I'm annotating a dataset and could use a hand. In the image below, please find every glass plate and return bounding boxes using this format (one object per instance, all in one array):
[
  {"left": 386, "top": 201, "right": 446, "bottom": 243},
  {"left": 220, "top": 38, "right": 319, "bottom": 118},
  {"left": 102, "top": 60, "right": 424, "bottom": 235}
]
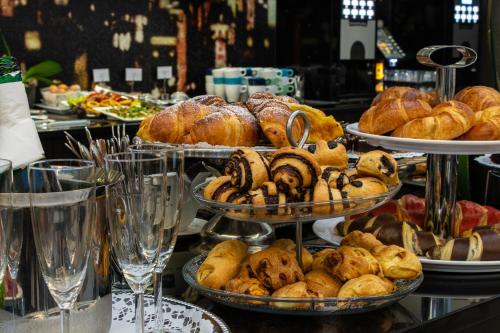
[
  {"left": 182, "top": 249, "right": 423, "bottom": 316},
  {"left": 192, "top": 181, "right": 402, "bottom": 224}
]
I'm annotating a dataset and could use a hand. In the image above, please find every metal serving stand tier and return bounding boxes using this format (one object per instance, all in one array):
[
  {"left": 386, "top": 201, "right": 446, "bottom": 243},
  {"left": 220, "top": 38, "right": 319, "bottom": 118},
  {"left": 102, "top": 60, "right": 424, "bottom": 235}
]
[{"left": 347, "top": 45, "right": 500, "bottom": 239}]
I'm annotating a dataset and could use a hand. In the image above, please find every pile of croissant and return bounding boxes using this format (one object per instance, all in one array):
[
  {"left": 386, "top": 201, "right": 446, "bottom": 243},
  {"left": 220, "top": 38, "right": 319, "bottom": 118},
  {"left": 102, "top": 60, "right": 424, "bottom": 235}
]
[
  {"left": 202, "top": 142, "right": 399, "bottom": 217},
  {"left": 196, "top": 238, "right": 422, "bottom": 309},
  {"left": 137, "top": 92, "right": 344, "bottom": 148},
  {"left": 359, "top": 85, "right": 500, "bottom": 140}
]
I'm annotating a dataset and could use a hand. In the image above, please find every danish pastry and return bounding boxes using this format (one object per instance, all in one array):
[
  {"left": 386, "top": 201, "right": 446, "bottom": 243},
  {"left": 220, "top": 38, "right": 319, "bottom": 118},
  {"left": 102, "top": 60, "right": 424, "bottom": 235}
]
[
  {"left": 270, "top": 281, "right": 322, "bottom": 309},
  {"left": 305, "top": 269, "right": 342, "bottom": 297},
  {"left": 312, "top": 179, "right": 345, "bottom": 215},
  {"left": 311, "top": 248, "right": 338, "bottom": 273},
  {"left": 371, "top": 245, "right": 422, "bottom": 279},
  {"left": 341, "top": 230, "right": 384, "bottom": 251},
  {"left": 321, "top": 167, "right": 350, "bottom": 189},
  {"left": 330, "top": 246, "right": 383, "bottom": 281},
  {"left": 270, "top": 147, "right": 321, "bottom": 193},
  {"left": 248, "top": 247, "right": 304, "bottom": 290},
  {"left": 226, "top": 148, "right": 271, "bottom": 191},
  {"left": 341, "top": 177, "right": 389, "bottom": 198},
  {"left": 356, "top": 150, "right": 399, "bottom": 186},
  {"left": 224, "top": 277, "right": 270, "bottom": 297},
  {"left": 337, "top": 274, "right": 394, "bottom": 299},
  {"left": 307, "top": 140, "right": 348, "bottom": 169},
  {"left": 270, "top": 239, "right": 313, "bottom": 272},
  {"left": 196, "top": 240, "right": 248, "bottom": 289}
]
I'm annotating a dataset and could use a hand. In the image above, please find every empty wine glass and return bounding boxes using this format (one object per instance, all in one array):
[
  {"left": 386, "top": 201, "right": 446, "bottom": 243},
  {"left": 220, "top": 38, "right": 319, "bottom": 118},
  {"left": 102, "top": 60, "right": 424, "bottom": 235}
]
[
  {"left": 105, "top": 152, "right": 168, "bottom": 333},
  {"left": 0, "top": 159, "right": 11, "bottom": 284},
  {"left": 128, "top": 144, "right": 185, "bottom": 332},
  {"left": 28, "top": 159, "right": 96, "bottom": 333}
]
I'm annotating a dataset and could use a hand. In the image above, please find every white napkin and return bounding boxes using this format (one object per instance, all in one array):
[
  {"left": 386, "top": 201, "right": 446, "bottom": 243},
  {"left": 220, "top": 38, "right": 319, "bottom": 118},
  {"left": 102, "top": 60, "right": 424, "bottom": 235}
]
[{"left": 0, "top": 79, "right": 44, "bottom": 168}]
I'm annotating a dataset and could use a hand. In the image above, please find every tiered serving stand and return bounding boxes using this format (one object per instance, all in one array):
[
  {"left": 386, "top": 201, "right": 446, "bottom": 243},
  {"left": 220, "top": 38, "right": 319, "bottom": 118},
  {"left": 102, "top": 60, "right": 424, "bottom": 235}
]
[{"left": 182, "top": 113, "right": 422, "bottom": 315}]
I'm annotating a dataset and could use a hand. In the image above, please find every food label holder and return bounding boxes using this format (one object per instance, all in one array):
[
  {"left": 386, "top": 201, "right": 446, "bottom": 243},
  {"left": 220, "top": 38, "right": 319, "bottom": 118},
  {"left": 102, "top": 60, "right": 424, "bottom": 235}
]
[{"left": 416, "top": 45, "right": 477, "bottom": 238}]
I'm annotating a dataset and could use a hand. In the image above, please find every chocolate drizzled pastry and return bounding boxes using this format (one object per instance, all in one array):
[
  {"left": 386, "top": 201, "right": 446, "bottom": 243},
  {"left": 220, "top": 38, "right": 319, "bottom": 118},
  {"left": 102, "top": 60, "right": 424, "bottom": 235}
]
[
  {"left": 341, "top": 177, "right": 389, "bottom": 198},
  {"left": 270, "top": 147, "right": 321, "bottom": 194},
  {"left": 307, "top": 140, "right": 348, "bottom": 169},
  {"left": 312, "top": 179, "right": 344, "bottom": 215},
  {"left": 248, "top": 182, "right": 289, "bottom": 216},
  {"left": 355, "top": 150, "right": 399, "bottom": 186},
  {"left": 321, "top": 166, "right": 350, "bottom": 189},
  {"left": 226, "top": 148, "right": 270, "bottom": 191}
]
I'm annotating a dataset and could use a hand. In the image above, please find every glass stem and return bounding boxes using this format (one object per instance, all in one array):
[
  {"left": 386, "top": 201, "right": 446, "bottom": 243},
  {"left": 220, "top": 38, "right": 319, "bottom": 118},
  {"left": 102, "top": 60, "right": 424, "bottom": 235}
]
[
  {"left": 154, "top": 272, "right": 163, "bottom": 332},
  {"left": 60, "top": 309, "right": 70, "bottom": 333},
  {"left": 135, "top": 292, "right": 145, "bottom": 333},
  {"left": 11, "top": 278, "right": 16, "bottom": 321}
]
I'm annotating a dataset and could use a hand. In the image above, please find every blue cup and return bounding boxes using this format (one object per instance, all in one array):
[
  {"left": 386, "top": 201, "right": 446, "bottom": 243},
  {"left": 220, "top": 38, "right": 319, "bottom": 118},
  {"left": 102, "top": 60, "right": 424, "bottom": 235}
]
[{"left": 279, "top": 68, "right": 294, "bottom": 77}]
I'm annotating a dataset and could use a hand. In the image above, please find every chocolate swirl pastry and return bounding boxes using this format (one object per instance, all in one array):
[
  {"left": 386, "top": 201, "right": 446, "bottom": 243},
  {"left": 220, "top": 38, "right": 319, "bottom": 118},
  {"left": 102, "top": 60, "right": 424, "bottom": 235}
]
[
  {"left": 372, "top": 221, "right": 423, "bottom": 254},
  {"left": 307, "top": 140, "right": 348, "bottom": 169},
  {"left": 248, "top": 247, "right": 304, "bottom": 290},
  {"left": 248, "top": 182, "right": 289, "bottom": 216},
  {"left": 270, "top": 147, "right": 322, "bottom": 194},
  {"left": 225, "top": 148, "right": 271, "bottom": 191},
  {"left": 341, "top": 177, "right": 389, "bottom": 198},
  {"left": 203, "top": 176, "right": 241, "bottom": 202},
  {"left": 356, "top": 150, "right": 399, "bottom": 186},
  {"left": 336, "top": 213, "right": 399, "bottom": 236},
  {"left": 312, "top": 179, "right": 344, "bottom": 215},
  {"left": 321, "top": 166, "right": 350, "bottom": 189}
]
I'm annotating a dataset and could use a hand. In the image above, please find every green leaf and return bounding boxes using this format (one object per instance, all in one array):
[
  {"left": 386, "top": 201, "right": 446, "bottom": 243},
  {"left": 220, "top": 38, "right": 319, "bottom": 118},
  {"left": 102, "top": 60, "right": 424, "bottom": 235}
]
[{"left": 23, "top": 60, "right": 62, "bottom": 81}]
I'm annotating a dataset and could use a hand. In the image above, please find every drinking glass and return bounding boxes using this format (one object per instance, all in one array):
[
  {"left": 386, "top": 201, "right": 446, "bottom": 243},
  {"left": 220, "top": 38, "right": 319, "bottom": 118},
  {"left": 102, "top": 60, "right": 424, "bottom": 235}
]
[
  {"left": 105, "top": 152, "right": 168, "bottom": 333},
  {"left": 128, "top": 144, "right": 185, "bottom": 332},
  {"left": 28, "top": 159, "right": 96, "bottom": 333},
  {"left": 0, "top": 159, "right": 11, "bottom": 284}
]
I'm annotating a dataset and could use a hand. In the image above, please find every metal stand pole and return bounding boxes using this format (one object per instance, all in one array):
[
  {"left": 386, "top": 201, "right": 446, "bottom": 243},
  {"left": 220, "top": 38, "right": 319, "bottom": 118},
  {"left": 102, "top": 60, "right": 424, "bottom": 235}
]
[{"left": 295, "top": 221, "right": 303, "bottom": 270}]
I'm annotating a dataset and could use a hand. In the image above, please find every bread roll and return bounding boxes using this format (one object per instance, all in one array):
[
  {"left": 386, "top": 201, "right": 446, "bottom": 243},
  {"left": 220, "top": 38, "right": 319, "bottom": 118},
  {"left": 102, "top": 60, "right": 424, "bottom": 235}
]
[
  {"left": 454, "top": 85, "right": 500, "bottom": 112},
  {"left": 196, "top": 240, "right": 248, "bottom": 289},
  {"left": 359, "top": 98, "right": 433, "bottom": 135},
  {"left": 392, "top": 101, "right": 475, "bottom": 140},
  {"left": 371, "top": 245, "right": 422, "bottom": 280}
]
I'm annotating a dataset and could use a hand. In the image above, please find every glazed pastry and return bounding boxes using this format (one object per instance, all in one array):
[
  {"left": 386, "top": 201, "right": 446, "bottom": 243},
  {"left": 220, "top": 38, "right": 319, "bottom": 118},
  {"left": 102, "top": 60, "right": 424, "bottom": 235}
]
[
  {"left": 341, "top": 230, "right": 384, "bottom": 251},
  {"left": 462, "top": 116, "right": 500, "bottom": 140},
  {"left": 307, "top": 140, "right": 348, "bottom": 169},
  {"left": 248, "top": 247, "right": 304, "bottom": 290},
  {"left": 248, "top": 182, "right": 289, "bottom": 216},
  {"left": 270, "top": 282, "right": 322, "bottom": 309},
  {"left": 341, "top": 177, "right": 389, "bottom": 198},
  {"left": 225, "top": 148, "right": 271, "bottom": 191},
  {"left": 196, "top": 240, "right": 248, "bottom": 289},
  {"left": 203, "top": 176, "right": 242, "bottom": 202},
  {"left": 454, "top": 85, "right": 500, "bottom": 112},
  {"left": 359, "top": 98, "right": 433, "bottom": 135},
  {"left": 224, "top": 277, "right": 270, "bottom": 296},
  {"left": 356, "top": 150, "right": 399, "bottom": 186},
  {"left": 270, "top": 239, "right": 313, "bottom": 272},
  {"left": 336, "top": 213, "right": 399, "bottom": 236},
  {"left": 270, "top": 147, "right": 322, "bottom": 193},
  {"left": 305, "top": 269, "right": 342, "bottom": 297},
  {"left": 392, "top": 101, "right": 475, "bottom": 140},
  {"left": 329, "top": 246, "right": 383, "bottom": 281},
  {"left": 371, "top": 86, "right": 437, "bottom": 107},
  {"left": 371, "top": 245, "right": 422, "bottom": 279},
  {"left": 311, "top": 248, "right": 338, "bottom": 273},
  {"left": 312, "top": 179, "right": 345, "bottom": 215},
  {"left": 337, "top": 274, "right": 394, "bottom": 299},
  {"left": 321, "top": 167, "right": 350, "bottom": 189}
]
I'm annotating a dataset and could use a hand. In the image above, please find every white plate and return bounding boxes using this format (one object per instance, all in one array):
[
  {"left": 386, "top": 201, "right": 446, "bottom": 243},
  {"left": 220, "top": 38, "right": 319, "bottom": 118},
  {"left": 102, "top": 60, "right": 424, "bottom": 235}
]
[
  {"left": 346, "top": 123, "right": 500, "bottom": 155},
  {"left": 475, "top": 154, "right": 500, "bottom": 170},
  {"left": 94, "top": 107, "right": 145, "bottom": 122},
  {"left": 179, "top": 217, "right": 208, "bottom": 236},
  {"left": 312, "top": 218, "right": 500, "bottom": 274}
]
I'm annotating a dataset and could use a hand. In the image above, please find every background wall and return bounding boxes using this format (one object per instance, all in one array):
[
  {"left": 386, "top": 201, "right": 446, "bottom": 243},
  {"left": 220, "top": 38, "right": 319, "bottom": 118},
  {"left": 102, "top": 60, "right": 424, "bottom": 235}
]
[{"left": 0, "top": 0, "right": 276, "bottom": 94}]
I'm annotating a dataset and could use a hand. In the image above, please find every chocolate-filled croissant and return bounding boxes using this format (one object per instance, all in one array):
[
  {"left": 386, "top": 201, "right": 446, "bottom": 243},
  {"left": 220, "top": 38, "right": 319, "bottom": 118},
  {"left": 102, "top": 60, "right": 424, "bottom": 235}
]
[
  {"left": 270, "top": 147, "right": 321, "bottom": 194},
  {"left": 321, "top": 167, "right": 350, "bottom": 189},
  {"left": 225, "top": 148, "right": 271, "bottom": 191},
  {"left": 307, "top": 140, "right": 348, "bottom": 169}
]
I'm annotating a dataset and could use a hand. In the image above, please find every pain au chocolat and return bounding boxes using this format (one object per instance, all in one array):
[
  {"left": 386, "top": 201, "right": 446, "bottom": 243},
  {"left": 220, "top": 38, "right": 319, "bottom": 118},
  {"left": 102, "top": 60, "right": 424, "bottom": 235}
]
[{"left": 356, "top": 150, "right": 399, "bottom": 186}]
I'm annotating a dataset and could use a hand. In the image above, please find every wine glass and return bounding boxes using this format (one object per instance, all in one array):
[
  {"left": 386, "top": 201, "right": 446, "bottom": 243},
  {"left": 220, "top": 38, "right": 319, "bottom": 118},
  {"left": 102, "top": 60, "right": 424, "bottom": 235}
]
[
  {"left": 128, "top": 144, "right": 185, "bottom": 331},
  {"left": 105, "top": 152, "right": 168, "bottom": 333},
  {"left": 28, "top": 159, "right": 96, "bottom": 333},
  {"left": 0, "top": 159, "right": 11, "bottom": 284}
]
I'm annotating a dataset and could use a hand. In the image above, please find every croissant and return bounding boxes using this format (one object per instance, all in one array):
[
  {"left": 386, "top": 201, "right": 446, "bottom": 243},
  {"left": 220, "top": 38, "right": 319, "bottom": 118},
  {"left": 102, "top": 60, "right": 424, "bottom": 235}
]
[
  {"left": 285, "top": 103, "right": 344, "bottom": 142},
  {"left": 246, "top": 92, "right": 298, "bottom": 114},
  {"left": 359, "top": 98, "right": 433, "bottom": 135},
  {"left": 392, "top": 101, "right": 475, "bottom": 140},
  {"left": 454, "top": 85, "right": 500, "bottom": 112},
  {"left": 183, "top": 105, "right": 259, "bottom": 146},
  {"left": 462, "top": 116, "right": 500, "bottom": 140},
  {"left": 190, "top": 94, "right": 226, "bottom": 106},
  {"left": 372, "top": 86, "right": 437, "bottom": 107}
]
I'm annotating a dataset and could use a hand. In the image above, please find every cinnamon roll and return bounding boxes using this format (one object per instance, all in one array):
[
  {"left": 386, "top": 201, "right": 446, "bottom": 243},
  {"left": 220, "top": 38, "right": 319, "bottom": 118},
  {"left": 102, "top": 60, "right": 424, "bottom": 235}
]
[
  {"left": 225, "top": 148, "right": 271, "bottom": 191},
  {"left": 321, "top": 167, "right": 350, "bottom": 189},
  {"left": 307, "top": 140, "right": 348, "bottom": 169},
  {"left": 270, "top": 147, "right": 321, "bottom": 194},
  {"left": 312, "top": 179, "right": 345, "bottom": 215}
]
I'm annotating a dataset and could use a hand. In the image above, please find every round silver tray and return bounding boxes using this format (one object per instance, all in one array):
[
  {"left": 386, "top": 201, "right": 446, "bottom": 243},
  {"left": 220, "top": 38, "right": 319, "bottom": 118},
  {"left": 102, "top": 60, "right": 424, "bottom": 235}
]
[
  {"left": 193, "top": 181, "right": 402, "bottom": 224},
  {"left": 346, "top": 123, "right": 500, "bottom": 155},
  {"left": 475, "top": 154, "right": 500, "bottom": 170},
  {"left": 182, "top": 248, "right": 423, "bottom": 316}
]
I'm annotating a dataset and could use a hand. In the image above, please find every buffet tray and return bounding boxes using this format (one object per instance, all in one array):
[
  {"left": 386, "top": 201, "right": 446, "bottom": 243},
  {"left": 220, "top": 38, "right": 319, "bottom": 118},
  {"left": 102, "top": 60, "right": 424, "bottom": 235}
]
[
  {"left": 182, "top": 247, "right": 423, "bottom": 316},
  {"left": 312, "top": 218, "right": 500, "bottom": 274},
  {"left": 346, "top": 123, "right": 500, "bottom": 155},
  {"left": 193, "top": 181, "right": 402, "bottom": 224}
]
